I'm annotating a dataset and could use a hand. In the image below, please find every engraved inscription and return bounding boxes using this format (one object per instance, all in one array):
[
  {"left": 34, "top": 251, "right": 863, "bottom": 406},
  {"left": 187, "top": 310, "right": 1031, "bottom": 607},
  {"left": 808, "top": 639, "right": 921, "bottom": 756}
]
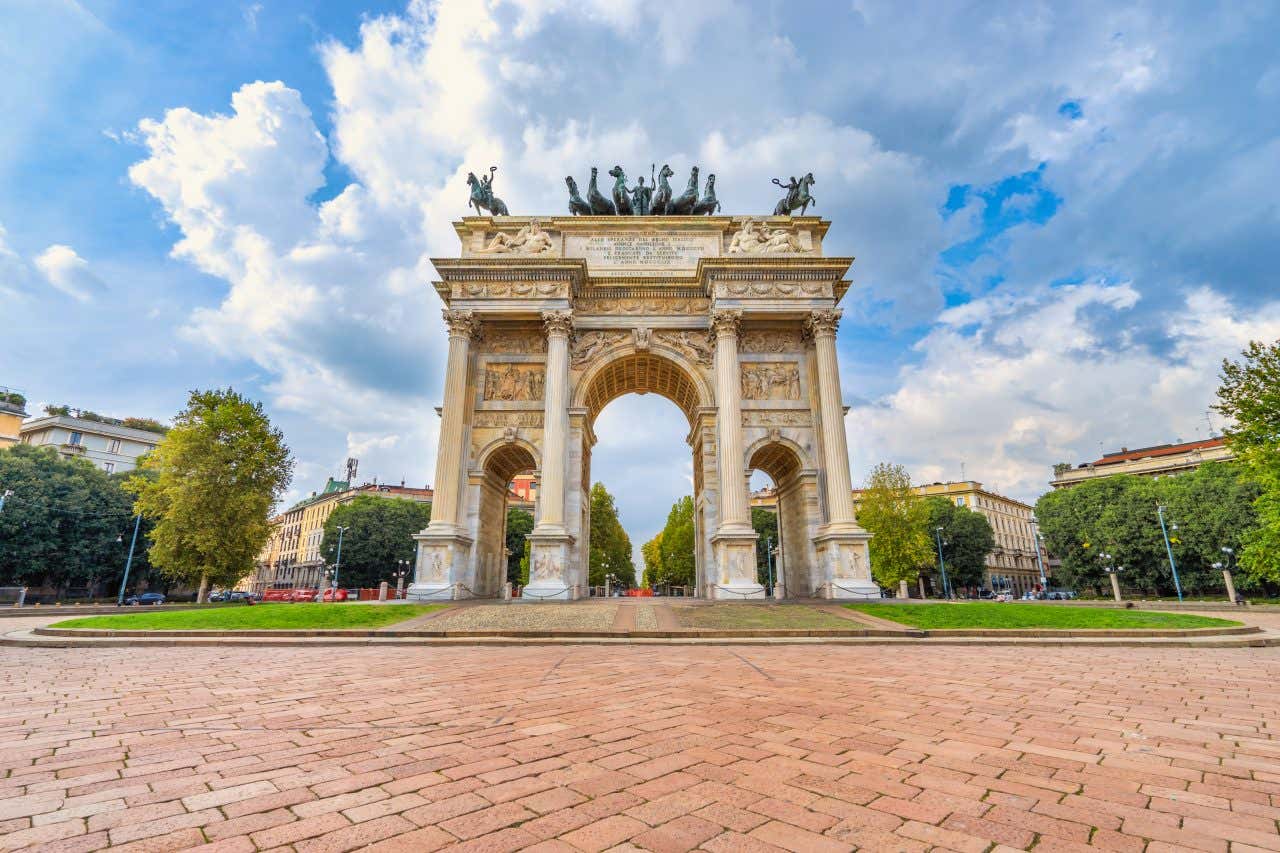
[{"left": 565, "top": 232, "right": 718, "bottom": 274}]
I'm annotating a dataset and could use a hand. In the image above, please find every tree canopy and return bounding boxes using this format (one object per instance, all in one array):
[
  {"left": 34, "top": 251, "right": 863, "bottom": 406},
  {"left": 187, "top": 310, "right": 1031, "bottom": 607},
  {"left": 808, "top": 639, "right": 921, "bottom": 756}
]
[
  {"left": 505, "top": 507, "right": 534, "bottom": 585},
  {"left": 320, "top": 495, "right": 431, "bottom": 588},
  {"left": 859, "top": 463, "right": 932, "bottom": 590},
  {"left": 127, "top": 388, "right": 292, "bottom": 599},
  {"left": 640, "top": 531, "right": 663, "bottom": 588},
  {"left": 751, "top": 507, "right": 779, "bottom": 588},
  {"left": 1216, "top": 338, "right": 1280, "bottom": 584},
  {"left": 651, "top": 496, "right": 696, "bottom": 588},
  {"left": 0, "top": 445, "right": 156, "bottom": 597},
  {"left": 919, "top": 496, "right": 995, "bottom": 592},
  {"left": 1034, "top": 462, "right": 1260, "bottom": 596},
  {"left": 588, "top": 482, "right": 634, "bottom": 586}
]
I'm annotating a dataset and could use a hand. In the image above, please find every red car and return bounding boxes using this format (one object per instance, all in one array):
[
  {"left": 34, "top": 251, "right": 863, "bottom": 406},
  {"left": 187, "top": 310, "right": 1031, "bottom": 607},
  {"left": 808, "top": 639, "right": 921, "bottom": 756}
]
[{"left": 314, "top": 588, "right": 349, "bottom": 602}]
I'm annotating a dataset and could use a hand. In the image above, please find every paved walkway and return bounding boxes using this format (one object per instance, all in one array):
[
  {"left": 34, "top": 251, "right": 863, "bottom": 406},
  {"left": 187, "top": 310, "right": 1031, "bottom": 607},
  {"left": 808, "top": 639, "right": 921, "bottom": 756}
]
[{"left": 2, "top": 643, "right": 1278, "bottom": 851}]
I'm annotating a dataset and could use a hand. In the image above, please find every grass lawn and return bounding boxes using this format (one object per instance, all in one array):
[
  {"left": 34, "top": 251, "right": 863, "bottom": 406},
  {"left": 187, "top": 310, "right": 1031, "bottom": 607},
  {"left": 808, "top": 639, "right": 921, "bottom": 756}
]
[
  {"left": 675, "top": 604, "right": 854, "bottom": 630},
  {"left": 845, "top": 602, "right": 1240, "bottom": 630},
  {"left": 51, "top": 603, "right": 446, "bottom": 631}
]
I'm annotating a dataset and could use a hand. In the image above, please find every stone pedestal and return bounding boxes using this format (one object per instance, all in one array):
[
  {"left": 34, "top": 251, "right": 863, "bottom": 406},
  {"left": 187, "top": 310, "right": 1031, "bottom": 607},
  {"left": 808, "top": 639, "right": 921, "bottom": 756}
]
[
  {"left": 523, "top": 532, "right": 577, "bottom": 601},
  {"left": 710, "top": 531, "right": 766, "bottom": 599},
  {"left": 407, "top": 531, "right": 473, "bottom": 600},
  {"left": 816, "top": 530, "right": 879, "bottom": 600}
]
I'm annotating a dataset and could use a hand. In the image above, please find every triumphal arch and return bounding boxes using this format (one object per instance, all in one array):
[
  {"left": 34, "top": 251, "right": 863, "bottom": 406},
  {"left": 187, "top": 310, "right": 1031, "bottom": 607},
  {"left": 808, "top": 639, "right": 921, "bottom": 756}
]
[{"left": 409, "top": 206, "right": 877, "bottom": 600}]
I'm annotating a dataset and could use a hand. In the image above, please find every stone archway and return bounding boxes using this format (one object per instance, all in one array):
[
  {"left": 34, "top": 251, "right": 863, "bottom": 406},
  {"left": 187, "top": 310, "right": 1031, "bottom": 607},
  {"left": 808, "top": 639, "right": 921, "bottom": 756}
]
[
  {"left": 470, "top": 439, "right": 538, "bottom": 597},
  {"left": 410, "top": 214, "right": 877, "bottom": 600}
]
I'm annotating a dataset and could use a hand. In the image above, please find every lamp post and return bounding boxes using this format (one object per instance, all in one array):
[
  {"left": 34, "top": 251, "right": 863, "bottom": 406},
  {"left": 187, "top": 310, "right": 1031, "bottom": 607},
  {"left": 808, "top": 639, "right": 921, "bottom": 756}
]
[
  {"left": 933, "top": 526, "right": 951, "bottom": 600},
  {"left": 396, "top": 558, "right": 410, "bottom": 599},
  {"left": 331, "top": 526, "right": 348, "bottom": 602},
  {"left": 1155, "top": 505, "right": 1184, "bottom": 603},
  {"left": 116, "top": 513, "right": 142, "bottom": 607},
  {"left": 764, "top": 535, "right": 775, "bottom": 596},
  {"left": 1028, "top": 516, "right": 1049, "bottom": 595},
  {"left": 1219, "top": 546, "right": 1238, "bottom": 604},
  {"left": 1099, "top": 552, "right": 1124, "bottom": 602}
]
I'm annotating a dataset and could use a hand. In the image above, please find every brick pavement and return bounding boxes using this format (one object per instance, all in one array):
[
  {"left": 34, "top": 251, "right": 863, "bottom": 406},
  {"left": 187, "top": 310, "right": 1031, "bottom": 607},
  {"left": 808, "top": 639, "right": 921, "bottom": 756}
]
[{"left": 1, "top": 643, "right": 1278, "bottom": 851}]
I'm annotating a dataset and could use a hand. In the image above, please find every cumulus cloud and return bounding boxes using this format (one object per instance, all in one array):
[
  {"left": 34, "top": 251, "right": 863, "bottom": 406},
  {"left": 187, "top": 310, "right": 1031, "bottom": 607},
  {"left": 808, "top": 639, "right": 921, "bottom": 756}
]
[
  {"left": 847, "top": 283, "right": 1280, "bottom": 500},
  {"left": 33, "top": 245, "right": 105, "bottom": 302}
]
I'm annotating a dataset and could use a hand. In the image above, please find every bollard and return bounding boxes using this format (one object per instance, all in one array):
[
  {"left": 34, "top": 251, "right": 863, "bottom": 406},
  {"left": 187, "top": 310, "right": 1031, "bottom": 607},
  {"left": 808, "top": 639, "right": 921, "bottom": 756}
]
[
  {"left": 1109, "top": 572, "right": 1123, "bottom": 603},
  {"left": 898, "top": 580, "right": 910, "bottom": 600},
  {"left": 378, "top": 581, "right": 389, "bottom": 602},
  {"left": 1223, "top": 569, "right": 1238, "bottom": 605}
]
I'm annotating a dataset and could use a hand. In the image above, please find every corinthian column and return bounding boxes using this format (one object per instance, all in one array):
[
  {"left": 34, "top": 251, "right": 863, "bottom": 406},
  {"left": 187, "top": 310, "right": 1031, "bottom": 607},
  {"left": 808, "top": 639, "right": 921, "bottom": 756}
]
[
  {"left": 426, "top": 308, "right": 479, "bottom": 533},
  {"left": 711, "top": 310, "right": 751, "bottom": 532},
  {"left": 535, "top": 310, "right": 573, "bottom": 533},
  {"left": 807, "top": 309, "right": 856, "bottom": 525}
]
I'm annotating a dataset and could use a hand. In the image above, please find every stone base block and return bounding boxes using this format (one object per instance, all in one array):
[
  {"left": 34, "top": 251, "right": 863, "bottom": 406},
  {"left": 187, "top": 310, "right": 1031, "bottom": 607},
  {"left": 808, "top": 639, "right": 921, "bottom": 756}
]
[
  {"left": 822, "top": 578, "right": 883, "bottom": 600},
  {"left": 815, "top": 526, "right": 878, "bottom": 600},
  {"left": 523, "top": 530, "right": 577, "bottom": 601},
  {"left": 410, "top": 528, "right": 473, "bottom": 599},
  {"left": 709, "top": 529, "right": 761, "bottom": 599},
  {"left": 405, "top": 583, "right": 457, "bottom": 601},
  {"left": 710, "top": 583, "right": 767, "bottom": 600}
]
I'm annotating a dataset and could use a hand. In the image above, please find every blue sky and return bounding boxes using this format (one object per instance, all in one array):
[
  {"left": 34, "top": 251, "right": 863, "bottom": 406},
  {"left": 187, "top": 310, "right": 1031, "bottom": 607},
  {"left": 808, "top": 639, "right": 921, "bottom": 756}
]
[{"left": 3, "top": 0, "right": 1280, "bottom": 554}]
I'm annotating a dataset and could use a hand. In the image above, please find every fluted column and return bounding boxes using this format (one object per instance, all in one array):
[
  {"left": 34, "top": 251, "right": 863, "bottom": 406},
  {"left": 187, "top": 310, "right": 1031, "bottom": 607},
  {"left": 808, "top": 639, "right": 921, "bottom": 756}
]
[
  {"left": 711, "top": 310, "right": 751, "bottom": 532},
  {"left": 535, "top": 310, "right": 573, "bottom": 532},
  {"left": 426, "top": 309, "right": 478, "bottom": 532},
  {"left": 807, "top": 309, "right": 856, "bottom": 526}
]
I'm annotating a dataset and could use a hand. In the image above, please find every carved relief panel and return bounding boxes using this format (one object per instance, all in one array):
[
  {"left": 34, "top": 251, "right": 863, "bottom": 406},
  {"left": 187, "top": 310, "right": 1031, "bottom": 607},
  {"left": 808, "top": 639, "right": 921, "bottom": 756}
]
[
  {"left": 481, "top": 328, "right": 546, "bottom": 354},
  {"left": 741, "top": 362, "right": 801, "bottom": 400},
  {"left": 741, "top": 329, "right": 803, "bottom": 354},
  {"left": 483, "top": 364, "right": 545, "bottom": 400}
]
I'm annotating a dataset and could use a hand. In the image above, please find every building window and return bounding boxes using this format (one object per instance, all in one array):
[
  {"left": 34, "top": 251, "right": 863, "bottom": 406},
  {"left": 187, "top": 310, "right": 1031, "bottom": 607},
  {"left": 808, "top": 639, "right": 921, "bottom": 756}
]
[
  {"left": 955, "top": 497, "right": 966, "bottom": 506},
  {"left": 108, "top": 439, "right": 121, "bottom": 453},
  {"left": 68, "top": 431, "right": 83, "bottom": 446},
  {"left": 103, "top": 462, "right": 115, "bottom": 474}
]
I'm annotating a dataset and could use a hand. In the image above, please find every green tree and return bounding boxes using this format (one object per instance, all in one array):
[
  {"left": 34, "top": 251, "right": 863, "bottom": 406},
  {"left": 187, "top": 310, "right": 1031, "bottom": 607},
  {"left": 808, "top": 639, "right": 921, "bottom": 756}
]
[
  {"left": 320, "top": 495, "right": 431, "bottom": 588},
  {"left": 920, "top": 496, "right": 995, "bottom": 592},
  {"left": 641, "top": 531, "right": 663, "bottom": 589},
  {"left": 505, "top": 507, "right": 534, "bottom": 584},
  {"left": 0, "top": 445, "right": 153, "bottom": 597},
  {"left": 751, "top": 507, "right": 779, "bottom": 587},
  {"left": 657, "top": 496, "right": 696, "bottom": 588},
  {"left": 588, "top": 483, "right": 634, "bottom": 586},
  {"left": 1034, "top": 464, "right": 1259, "bottom": 597},
  {"left": 1216, "top": 338, "right": 1280, "bottom": 584},
  {"left": 127, "top": 388, "right": 293, "bottom": 601},
  {"left": 858, "top": 463, "right": 931, "bottom": 591}
]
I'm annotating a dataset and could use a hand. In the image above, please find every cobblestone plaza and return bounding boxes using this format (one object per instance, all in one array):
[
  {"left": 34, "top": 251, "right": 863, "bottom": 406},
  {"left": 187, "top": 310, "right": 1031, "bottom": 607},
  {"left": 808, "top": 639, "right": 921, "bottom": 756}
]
[{"left": 3, "top": 632, "right": 1279, "bottom": 851}]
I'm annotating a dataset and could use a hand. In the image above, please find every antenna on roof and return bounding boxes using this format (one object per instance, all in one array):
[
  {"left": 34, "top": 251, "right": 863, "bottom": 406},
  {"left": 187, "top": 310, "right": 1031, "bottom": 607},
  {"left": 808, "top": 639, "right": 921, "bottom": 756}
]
[
  {"left": 960, "top": 461, "right": 966, "bottom": 481},
  {"left": 1204, "top": 410, "right": 1217, "bottom": 438},
  {"left": 345, "top": 457, "right": 358, "bottom": 484}
]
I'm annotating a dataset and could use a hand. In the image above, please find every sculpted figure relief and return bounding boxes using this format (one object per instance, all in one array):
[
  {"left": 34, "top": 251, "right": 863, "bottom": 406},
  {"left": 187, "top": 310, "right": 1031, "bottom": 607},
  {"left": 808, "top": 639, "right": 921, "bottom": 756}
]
[
  {"left": 483, "top": 364, "right": 545, "bottom": 401},
  {"left": 742, "top": 329, "right": 802, "bottom": 353},
  {"left": 473, "top": 220, "right": 555, "bottom": 255},
  {"left": 741, "top": 363, "right": 801, "bottom": 400},
  {"left": 482, "top": 329, "right": 546, "bottom": 354},
  {"left": 727, "top": 219, "right": 808, "bottom": 254},
  {"left": 654, "top": 330, "right": 713, "bottom": 367},
  {"left": 570, "top": 330, "right": 627, "bottom": 368},
  {"left": 533, "top": 553, "right": 559, "bottom": 583}
]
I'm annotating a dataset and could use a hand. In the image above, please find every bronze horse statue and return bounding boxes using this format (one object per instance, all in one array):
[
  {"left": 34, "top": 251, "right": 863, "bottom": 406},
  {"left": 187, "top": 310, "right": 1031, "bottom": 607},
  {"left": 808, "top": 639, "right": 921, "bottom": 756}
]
[
  {"left": 467, "top": 166, "right": 509, "bottom": 216},
  {"left": 651, "top": 164, "right": 675, "bottom": 215},
  {"left": 772, "top": 172, "right": 815, "bottom": 216}
]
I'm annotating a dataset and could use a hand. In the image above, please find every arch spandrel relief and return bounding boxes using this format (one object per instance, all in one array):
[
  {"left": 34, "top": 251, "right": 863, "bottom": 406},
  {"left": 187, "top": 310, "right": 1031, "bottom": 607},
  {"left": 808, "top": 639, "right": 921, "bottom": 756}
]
[{"left": 411, "top": 207, "right": 875, "bottom": 601}]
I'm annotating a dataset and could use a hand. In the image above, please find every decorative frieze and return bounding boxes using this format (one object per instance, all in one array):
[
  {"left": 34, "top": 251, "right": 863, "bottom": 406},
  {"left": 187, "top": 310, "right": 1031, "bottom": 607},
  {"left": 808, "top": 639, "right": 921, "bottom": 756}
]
[
  {"left": 473, "top": 411, "right": 543, "bottom": 428},
  {"left": 741, "top": 362, "right": 801, "bottom": 400},
  {"left": 741, "top": 329, "right": 802, "bottom": 353},
  {"left": 481, "top": 329, "right": 546, "bottom": 354},
  {"left": 742, "top": 410, "right": 811, "bottom": 427},
  {"left": 454, "top": 280, "right": 567, "bottom": 299},
  {"left": 483, "top": 364, "right": 545, "bottom": 400},
  {"left": 715, "top": 280, "right": 830, "bottom": 299},
  {"left": 573, "top": 296, "right": 710, "bottom": 315}
]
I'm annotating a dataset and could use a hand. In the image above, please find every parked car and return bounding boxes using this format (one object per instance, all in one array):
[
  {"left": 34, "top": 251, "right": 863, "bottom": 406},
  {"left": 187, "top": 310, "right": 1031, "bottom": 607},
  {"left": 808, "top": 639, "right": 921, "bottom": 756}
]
[
  {"left": 228, "top": 591, "right": 251, "bottom": 601},
  {"left": 1046, "top": 589, "right": 1077, "bottom": 600},
  {"left": 125, "top": 592, "right": 166, "bottom": 606},
  {"left": 313, "top": 588, "right": 350, "bottom": 602},
  {"left": 208, "top": 590, "right": 230, "bottom": 602}
]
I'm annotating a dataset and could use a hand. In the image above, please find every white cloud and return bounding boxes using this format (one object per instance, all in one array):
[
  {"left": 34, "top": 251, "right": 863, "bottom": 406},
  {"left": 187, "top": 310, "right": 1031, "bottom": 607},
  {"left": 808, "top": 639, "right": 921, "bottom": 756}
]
[
  {"left": 33, "top": 244, "right": 104, "bottom": 302},
  {"left": 847, "top": 283, "right": 1280, "bottom": 501}
]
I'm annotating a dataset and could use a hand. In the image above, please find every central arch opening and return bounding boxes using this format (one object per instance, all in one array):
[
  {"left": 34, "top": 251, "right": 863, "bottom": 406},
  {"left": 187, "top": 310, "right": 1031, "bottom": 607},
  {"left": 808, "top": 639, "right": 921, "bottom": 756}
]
[
  {"left": 748, "top": 439, "right": 812, "bottom": 596},
  {"left": 575, "top": 349, "right": 710, "bottom": 596}
]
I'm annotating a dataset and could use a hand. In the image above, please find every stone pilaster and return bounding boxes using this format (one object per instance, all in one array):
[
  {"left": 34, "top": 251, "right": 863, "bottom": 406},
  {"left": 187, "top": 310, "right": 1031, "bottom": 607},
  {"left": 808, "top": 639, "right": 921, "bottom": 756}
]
[
  {"left": 709, "top": 309, "right": 763, "bottom": 599},
  {"left": 410, "top": 309, "right": 478, "bottom": 600},
  {"left": 526, "top": 309, "right": 577, "bottom": 600},
  {"left": 806, "top": 309, "right": 877, "bottom": 600}
]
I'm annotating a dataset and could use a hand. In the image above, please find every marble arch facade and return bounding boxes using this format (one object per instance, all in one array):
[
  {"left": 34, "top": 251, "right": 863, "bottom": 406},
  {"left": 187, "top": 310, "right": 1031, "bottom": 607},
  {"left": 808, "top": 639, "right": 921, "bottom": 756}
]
[{"left": 409, "top": 215, "right": 877, "bottom": 600}]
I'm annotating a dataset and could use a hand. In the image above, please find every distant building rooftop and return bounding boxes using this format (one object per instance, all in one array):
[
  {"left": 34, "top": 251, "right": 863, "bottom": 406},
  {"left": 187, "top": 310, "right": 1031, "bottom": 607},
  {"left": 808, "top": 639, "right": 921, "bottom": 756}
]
[{"left": 1051, "top": 436, "right": 1233, "bottom": 488}]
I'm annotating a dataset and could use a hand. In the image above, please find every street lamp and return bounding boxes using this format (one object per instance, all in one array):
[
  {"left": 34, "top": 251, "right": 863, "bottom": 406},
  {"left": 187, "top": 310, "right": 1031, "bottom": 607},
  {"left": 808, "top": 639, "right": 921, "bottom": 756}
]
[
  {"left": 1098, "top": 551, "right": 1125, "bottom": 602},
  {"left": 933, "top": 526, "right": 951, "bottom": 600},
  {"left": 1028, "top": 516, "right": 1049, "bottom": 595},
  {"left": 1219, "top": 546, "right": 1238, "bottom": 604},
  {"left": 116, "top": 513, "right": 142, "bottom": 607},
  {"left": 331, "top": 526, "right": 348, "bottom": 602},
  {"left": 396, "top": 558, "right": 411, "bottom": 599},
  {"left": 1155, "top": 505, "right": 1184, "bottom": 602}
]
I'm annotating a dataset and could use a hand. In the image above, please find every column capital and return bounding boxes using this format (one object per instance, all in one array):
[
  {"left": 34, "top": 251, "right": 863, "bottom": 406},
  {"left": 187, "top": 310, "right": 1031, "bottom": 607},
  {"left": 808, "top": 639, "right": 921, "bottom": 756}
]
[
  {"left": 709, "top": 309, "right": 743, "bottom": 340},
  {"left": 805, "top": 309, "right": 842, "bottom": 340},
  {"left": 541, "top": 309, "right": 574, "bottom": 338},
  {"left": 442, "top": 309, "right": 480, "bottom": 340}
]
